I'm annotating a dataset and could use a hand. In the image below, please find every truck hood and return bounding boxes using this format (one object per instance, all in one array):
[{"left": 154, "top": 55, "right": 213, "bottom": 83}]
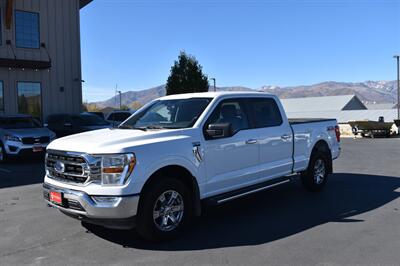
[
  {"left": 2, "top": 127, "right": 55, "bottom": 138},
  {"left": 47, "top": 128, "right": 191, "bottom": 154}
]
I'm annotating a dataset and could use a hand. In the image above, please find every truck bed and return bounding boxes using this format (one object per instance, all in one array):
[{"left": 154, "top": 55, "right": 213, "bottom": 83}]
[{"left": 288, "top": 118, "right": 337, "bottom": 125}]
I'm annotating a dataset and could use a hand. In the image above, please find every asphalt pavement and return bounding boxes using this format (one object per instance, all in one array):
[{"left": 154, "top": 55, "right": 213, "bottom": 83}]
[{"left": 0, "top": 138, "right": 399, "bottom": 265}]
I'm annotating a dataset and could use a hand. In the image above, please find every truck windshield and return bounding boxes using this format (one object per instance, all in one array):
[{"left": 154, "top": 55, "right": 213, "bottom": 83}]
[
  {"left": 120, "top": 98, "right": 211, "bottom": 130},
  {"left": 0, "top": 117, "right": 40, "bottom": 129}
]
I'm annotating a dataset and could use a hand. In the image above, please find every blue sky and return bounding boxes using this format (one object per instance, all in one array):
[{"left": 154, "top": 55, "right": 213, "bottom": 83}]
[{"left": 81, "top": 0, "right": 400, "bottom": 102}]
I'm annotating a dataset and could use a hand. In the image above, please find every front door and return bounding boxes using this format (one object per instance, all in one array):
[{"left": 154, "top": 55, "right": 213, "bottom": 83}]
[{"left": 202, "top": 99, "right": 260, "bottom": 197}]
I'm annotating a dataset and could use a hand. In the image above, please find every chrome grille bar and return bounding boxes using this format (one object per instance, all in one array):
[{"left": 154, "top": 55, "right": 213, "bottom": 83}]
[{"left": 45, "top": 150, "right": 101, "bottom": 185}]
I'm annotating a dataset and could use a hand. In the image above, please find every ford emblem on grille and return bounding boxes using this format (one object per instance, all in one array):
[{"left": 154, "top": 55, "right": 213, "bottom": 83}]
[{"left": 54, "top": 161, "right": 65, "bottom": 173}]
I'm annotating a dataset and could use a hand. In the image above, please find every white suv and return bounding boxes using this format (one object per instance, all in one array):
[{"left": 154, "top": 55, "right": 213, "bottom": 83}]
[{"left": 0, "top": 115, "right": 56, "bottom": 162}]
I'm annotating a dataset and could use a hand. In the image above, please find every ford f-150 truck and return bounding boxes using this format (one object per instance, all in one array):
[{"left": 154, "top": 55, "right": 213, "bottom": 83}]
[{"left": 43, "top": 92, "right": 341, "bottom": 241}]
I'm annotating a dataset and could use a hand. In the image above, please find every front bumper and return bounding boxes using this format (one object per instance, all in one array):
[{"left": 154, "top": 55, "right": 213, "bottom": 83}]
[
  {"left": 43, "top": 183, "right": 140, "bottom": 229},
  {"left": 4, "top": 140, "right": 48, "bottom": 156}
]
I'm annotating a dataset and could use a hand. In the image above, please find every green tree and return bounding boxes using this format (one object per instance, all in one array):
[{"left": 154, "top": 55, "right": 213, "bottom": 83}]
[
  {"left": 130, "top": 101, "right": 143, "bottom": 110},
  {"left": 120, "top": 105, "right": 130, "bottom": 111},
  {"left": 166, "top": 51, "right": 209, "bottom": 95}
]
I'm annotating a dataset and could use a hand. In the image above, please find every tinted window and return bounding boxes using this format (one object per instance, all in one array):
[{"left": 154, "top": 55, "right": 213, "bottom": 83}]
[
  {"left": 0, "top": 117, "right": 40, "bottom": 129},
  {"left": 17, "top": 82, "right": 41, "bottom": 118},
  {"left": 206, "top": 99, "right": 249, "bottom": 134},
  {"left": 0, "top": 10, "right": 2, "bottom": 46},
  {"left": 248, "top": 98, "right": 282, "bottom": 128},
  {"left": 112, "top": 112, "right": 131, "bottom": 122},
  {"left": 0, "top": 81, "right": 3, "bottom": 111},
  {"left": 72, "top": 114, "right": 109, "bottom": 126},
  {"left": 46, "top": 114, "right": 67, "bottom": 124},
  {"left": 15, "top": 11, "right": 40, "bottom": 49},
  {"left": 121, "top": 98, "right": 211, "bottom": 129}
]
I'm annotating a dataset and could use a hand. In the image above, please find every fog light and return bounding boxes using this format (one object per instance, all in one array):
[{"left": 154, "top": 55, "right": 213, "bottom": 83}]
[
  {"left": 91, "top": 196, "right": 121, "bottom": 206},
  {"left": 8, "top": 146, "right": 18, "bottom": 152}
]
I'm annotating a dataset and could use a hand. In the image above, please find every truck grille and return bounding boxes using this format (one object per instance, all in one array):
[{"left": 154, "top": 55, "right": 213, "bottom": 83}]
[
  {"left": 45, "top": 151, "right": 101, "bottom": 185},
  {"left": 22, "top": 136, "right": 50, "bottom": 145}
]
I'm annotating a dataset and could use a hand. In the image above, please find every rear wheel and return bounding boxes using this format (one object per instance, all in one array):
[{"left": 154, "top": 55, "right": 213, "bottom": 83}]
[
  {"left": 136, "top": 178, "right": 192, "bottom": 242},
  {"left": 301, "top": 150, "right": 330, "bottom": 192}
]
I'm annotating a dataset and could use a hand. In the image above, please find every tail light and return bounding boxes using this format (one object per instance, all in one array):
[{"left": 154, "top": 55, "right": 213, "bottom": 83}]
[{"left": 335, "top": 125, "right": 341, "bottom": 142}]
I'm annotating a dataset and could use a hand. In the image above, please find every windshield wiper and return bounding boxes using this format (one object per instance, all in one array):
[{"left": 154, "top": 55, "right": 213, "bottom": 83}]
[
  {"left": 145, "top": 125, "right": 165, "bottom": 130},
  {"left": 118, "top": 125, "right": 147, "bottom": 131}
]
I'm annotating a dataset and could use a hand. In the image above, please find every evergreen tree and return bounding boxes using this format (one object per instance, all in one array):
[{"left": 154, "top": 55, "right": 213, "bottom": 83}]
[{"left": 166, "top": 51, "right": 209, "bottom": 95}]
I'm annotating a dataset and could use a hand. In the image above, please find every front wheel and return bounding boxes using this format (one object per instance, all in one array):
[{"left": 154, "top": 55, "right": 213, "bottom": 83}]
[
  {"left": 301, "top": 151, "right": 330, "bottom": 192},
  {"left": 136, "top": 178, "right": 192, "bottom": 242}
]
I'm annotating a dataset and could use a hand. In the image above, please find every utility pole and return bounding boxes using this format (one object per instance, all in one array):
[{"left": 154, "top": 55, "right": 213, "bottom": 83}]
[
  {"left": 115, "top": 84, "right": 118, "bottom": 108},
  {"left": 115, "top": 84, "right": 122, "bottom": 110},
  {"left": 210, "top": 78, "right": 216, "bottom": 92},
  {"left": 394, "top": 55, "right": 400, "bottom": 119},
  {"left": 118, "top": 90, "right": 122, "bottom": 110}
]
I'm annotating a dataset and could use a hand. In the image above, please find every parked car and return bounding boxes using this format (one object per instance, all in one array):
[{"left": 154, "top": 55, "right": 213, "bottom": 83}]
[
  {"left": 45, "top": 113, "right": 111, "bottom": 137},
  {"left": 105, "top": 110, "right": 135, "bottom": 126},
  {"left": 43, "top": 92, "right": 341, "bottom": 241},
  {"left": 0, "top": 115, "right": 56, "bottom": 162},
  {"left": 87, "top": 112, "right": 105, "bottom": 120}
]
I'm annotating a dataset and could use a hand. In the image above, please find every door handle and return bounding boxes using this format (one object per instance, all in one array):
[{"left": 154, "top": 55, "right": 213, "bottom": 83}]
[
  {"left": 246, "top": 139, "right": 258, "bottom": 144},
  {"left": 281, "top": 134, "right": 291, "bottom": 140}
]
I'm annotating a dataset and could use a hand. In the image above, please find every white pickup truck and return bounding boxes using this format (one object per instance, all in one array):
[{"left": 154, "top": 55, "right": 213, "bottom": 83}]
[{"left": 43, "top": 92, "right": 341, "bottom": 241}]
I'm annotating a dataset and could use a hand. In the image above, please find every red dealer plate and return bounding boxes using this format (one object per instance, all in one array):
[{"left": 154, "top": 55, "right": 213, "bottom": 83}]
[
  {"left": 50, "top": 191, "right": 62, "bottom": 205},
  {"left": 32, "top": 146, "right": 44, "bottom": 152}
]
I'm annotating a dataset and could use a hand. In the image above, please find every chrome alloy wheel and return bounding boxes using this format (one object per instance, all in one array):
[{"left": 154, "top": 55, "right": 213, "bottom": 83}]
[
  {"left": 153, "top": 190, "right": 184, "bottom": 232},
  {"left": 313, "top": 158, "right": 326, "bottom": 184}
]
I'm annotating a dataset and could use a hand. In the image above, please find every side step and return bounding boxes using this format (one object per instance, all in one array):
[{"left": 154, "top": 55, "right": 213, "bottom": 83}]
[{"left": 204, "top": 176, "right": 291, "bottom": 205}]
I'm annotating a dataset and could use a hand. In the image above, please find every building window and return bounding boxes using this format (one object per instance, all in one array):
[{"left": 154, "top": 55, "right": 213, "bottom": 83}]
[
  {"left": 15, "top": 10, "right": 40, "bottom": 49},
  {"left": 17, "top": 82, "right": 42, "bottom": 118},
  {"left": 0, "top": 81, "right": 4, "bottom": 111}
]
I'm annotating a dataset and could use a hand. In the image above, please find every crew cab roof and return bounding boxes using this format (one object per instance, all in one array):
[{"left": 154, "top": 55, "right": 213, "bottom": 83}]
[{"left": 159, "top": 91, "right": 273, "bottom": 100}]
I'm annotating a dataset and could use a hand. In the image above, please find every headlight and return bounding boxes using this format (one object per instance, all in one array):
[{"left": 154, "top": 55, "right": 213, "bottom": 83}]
[
  {"left": 4, "top": 135, "right": 21, "bottom": 142},
  {"left": 99, "top": 153, "right": 136, "bottom": 186}
]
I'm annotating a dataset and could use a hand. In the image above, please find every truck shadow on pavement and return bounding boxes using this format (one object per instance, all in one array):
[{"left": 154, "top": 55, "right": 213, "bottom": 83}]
[
  {"left": 83, "top": 173, "right": 400, "bottom": 250},
  {"left": 0, "top": 157, "right": 45, "bottom": 189}
]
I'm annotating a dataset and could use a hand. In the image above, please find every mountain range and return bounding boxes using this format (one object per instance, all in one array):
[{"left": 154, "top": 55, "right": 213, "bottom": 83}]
[{"left": 93, "top": 80, "right": 398, "bottom": 109}]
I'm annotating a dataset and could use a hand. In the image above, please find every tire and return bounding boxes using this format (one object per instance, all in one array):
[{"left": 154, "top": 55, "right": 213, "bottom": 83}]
[
  {"left": 0, "top": 142, "right": 7, "bottom": 163},
  {"left": 301, "top": 150, "right": 330, "bottom": 192},
  {"left": 136, "top": 178, "right": 192, "bottom": 242}
]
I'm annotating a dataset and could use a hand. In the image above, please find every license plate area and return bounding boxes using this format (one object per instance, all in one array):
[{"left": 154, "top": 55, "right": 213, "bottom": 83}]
[
  {"left": 50, "top": 191, "right": 63, "bottom": 205},
  {"left": 33, "top": 146, "right": 44, "bottom": 152}
]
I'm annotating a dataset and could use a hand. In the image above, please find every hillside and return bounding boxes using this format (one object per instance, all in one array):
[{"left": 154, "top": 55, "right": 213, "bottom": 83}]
[{"left": 93, "top": 80, "right": 398, "bottom": 108}]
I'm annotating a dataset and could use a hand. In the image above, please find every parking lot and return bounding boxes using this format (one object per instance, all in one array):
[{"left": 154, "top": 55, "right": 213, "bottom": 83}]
[{"left": 0, "top": 138, "right": 399, "bottom": 265}]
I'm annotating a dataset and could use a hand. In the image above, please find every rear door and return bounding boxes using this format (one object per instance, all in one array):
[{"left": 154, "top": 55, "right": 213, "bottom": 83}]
[
  {"left": 202, "top": 98, "right": 260, "bottom": 197},
  {"left": 246, "top": 97, "right": 293, "bottom": 181}
]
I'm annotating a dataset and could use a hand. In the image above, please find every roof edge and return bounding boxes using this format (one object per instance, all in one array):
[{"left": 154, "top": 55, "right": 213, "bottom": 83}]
[{"left": 80, "top": 0, "right": 92, "bottom": 9}]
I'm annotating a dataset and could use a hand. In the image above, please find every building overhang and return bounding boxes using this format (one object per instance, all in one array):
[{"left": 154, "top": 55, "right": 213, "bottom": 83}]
[
  {"left": 80, "top": 0, "right": 93, "bottom": 9},
  {"left": 0, "top": 58, "right": 51, "bottom": 70}
]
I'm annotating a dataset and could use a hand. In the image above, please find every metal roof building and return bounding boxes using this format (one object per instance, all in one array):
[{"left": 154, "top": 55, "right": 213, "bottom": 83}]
[
  {"left": 280, "top": 94, "right": 397, "bottom": 124},
  {"left": 281, "top": 95, "right": 367, "bottom": 113},
  {"left": 285, "top": 109, "right": 397, "bottom": 124},
  {"left": 0, "top": 0, "right": 92, "bottom": 120},
  {"left": 365, "top": 103, "right": 396, "bottom": 110}
]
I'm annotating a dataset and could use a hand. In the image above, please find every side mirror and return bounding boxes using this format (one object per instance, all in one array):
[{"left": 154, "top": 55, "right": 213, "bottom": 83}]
[{"left": 206, "top": 123, "right": 233, "bottom": 139}]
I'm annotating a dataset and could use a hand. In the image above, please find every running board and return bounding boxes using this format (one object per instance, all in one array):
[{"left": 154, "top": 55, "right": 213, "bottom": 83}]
[{"left": 204, "top": 177, "right": 291, "bottom": 205}]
